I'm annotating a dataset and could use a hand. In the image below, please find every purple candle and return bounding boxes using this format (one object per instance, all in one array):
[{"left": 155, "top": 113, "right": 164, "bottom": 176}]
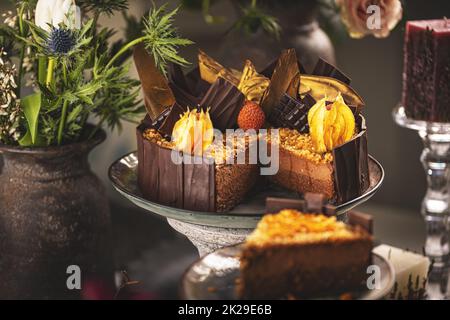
[{"left": 402, "top": 19, "right": 450, "bottom": 122}]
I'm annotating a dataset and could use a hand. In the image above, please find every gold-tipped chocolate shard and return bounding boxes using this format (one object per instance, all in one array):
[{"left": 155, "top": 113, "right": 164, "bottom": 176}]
[
  {"left": 286, "top": 72, "right": 300, "bottom": 99},
  {"left": 299, "top": 82, "right": 311, "bottom": 96},
  {"left": 133, "top": 44, "right": 175, "bottom": 119},
  {"left": 238, "top": 60, "right": 258, "bottom": 90},
  {"left": 299, "top": 75, "right": 365, "bottom": 108},
  {"left": 198, "top": 49, "right": 239, "bottom": 86},
  {"left": 260, "top": 49, "right": 300, "bottom": 116},
  {"left": 238, "top": 60, "right": 270, "bottom": 103}
]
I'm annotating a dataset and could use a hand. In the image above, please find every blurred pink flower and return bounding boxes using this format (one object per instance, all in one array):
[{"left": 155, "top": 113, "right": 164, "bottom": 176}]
[{"left": 336, "top": 0, "right": 403, "bottom": 38}]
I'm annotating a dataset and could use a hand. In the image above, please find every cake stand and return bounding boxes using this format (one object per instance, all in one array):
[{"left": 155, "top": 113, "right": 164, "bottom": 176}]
[
  {"left": 109, "top": 152, "right": 384, "bottom": 256},
  {"left": 393, "top": 105, "right": 450, "bottom": 265}
]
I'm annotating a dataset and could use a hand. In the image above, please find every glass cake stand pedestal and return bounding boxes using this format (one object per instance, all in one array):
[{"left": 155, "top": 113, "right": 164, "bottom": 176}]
[
  {"left": 109, "top": 152, "right": 384, "bottom": 256},
  {"left": 393, "top": 105, "right": 450, "bottom": 266}
]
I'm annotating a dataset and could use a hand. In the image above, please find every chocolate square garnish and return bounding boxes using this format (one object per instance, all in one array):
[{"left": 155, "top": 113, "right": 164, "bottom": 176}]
[
  {"left": 347, "top": 211, "right": 373, "bottom": 234},
  {"left": 268, "top": 94, "right": 312, "bottom": 133},
  {"left": 286, "top": 72, "right": 301, "bottom": 99},
  {"left": 312, "top": 58, "right": 351, "bottom": 85},
  {"left": 304, "top": 193, "right": 326, "bottom": 213},
  {"left": 302, "top": 94, "right": 316, "bottom": 108},
  {"left": 332, "top": 115, "right": 370, "bottom": 204},
  {"left": 200, "top": 77, "right": 245, "bottom": 131},
  {"left": 265, "top": 197, "right": 306, "bottom": 214},
  {"left": 186, "top": 67, "right": 210, "bottom": 97},
  {"left": 260, "top": 49, "right": 300, "bottom": 116}
]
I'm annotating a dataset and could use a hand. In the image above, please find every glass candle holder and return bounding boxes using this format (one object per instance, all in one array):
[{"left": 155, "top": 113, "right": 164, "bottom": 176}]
[{"left": 393, "top": 105, "right": 450, "bottom": 266}]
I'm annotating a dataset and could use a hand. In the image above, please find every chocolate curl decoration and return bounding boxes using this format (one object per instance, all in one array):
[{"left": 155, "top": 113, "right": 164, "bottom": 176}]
[{"left": 133, "top": 44, "right": 175, "bottom": 120}]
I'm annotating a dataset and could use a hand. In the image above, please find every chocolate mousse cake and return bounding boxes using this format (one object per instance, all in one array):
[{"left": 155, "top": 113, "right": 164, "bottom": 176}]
[
  {"left": 238, "top": 205, "right": 373, "bottom": 299},
  {"left": 134, "top": 43, "right": 371, "bottom": 212}
]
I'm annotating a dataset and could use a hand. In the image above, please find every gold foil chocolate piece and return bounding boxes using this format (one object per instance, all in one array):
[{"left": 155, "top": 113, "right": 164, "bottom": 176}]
[
  {"left": 198, "top": 50, "right": 239, "bottom": 86},
  {"left": 133, "top": 44, "right": 175, "bottom": 119}
]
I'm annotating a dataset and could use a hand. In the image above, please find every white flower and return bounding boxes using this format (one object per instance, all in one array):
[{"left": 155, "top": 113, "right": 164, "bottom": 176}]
[{"left": 35, "top": 0, "right": 81, "bottom": 31}]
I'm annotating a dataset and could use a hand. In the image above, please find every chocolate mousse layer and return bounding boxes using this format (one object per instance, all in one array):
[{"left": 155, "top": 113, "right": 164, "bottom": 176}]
[{"left": 266, "top": 115, "right": 369, "bottom": 204}]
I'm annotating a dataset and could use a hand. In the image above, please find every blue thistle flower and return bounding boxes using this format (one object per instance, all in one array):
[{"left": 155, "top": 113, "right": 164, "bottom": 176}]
[{"left": 47, "top": 28, "right": 76, "bottom": 55}]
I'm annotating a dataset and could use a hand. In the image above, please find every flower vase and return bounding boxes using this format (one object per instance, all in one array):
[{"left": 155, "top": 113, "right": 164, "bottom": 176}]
[{"left": 0, "top": 129, "right": 114, "bottom": 299}]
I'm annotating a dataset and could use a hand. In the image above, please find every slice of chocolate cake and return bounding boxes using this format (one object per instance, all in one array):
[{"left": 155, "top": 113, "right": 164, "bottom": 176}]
[
  {"left": 238, "top": 209, "right": 373, "bottom": 299},
  {"left": 137, "top": 126, "right": 259, "bottom": 212}
]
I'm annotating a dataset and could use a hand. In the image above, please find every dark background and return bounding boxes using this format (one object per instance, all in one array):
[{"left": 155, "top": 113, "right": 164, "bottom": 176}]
[{"left": 1, "top": 0, "right": 449, "bottom": 298}]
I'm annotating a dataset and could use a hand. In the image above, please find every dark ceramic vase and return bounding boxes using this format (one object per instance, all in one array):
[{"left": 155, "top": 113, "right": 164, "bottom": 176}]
[
  {"left": 219, "top": 0, "right": 336, "bottom": 71},
  {"left": 0, "top": 129, "right": 113, "bottom": 299}
]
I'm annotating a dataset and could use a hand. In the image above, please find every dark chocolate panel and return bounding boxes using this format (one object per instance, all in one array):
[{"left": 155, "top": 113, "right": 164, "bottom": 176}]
[
  {"left": 151, "top": 108, "right": 171, "bottom": 130},
  {"left": 332, "top": 115, "right": 370, "bottom": 204},
  {"left": 185, "top": 67, "right": 210, "bottom": 98},
  {"left": 158, "top": 147, "right": 184, "bottom": 208},
  {"left": 200, "top": 77, "right": 245, "bottom": 131},
  {"left": 133, "top": 44, "right": 175, "bottom": 119},
  {"left": 136, "top": 124, "right": 216, "bottom": 212},
  {"left": 260, "top": 57, "right": 306, "bottom": 78},
  {"left": 304, "top": 193, "right": 326, "bottom": 213},
  {"left": 138, "top": 136, "right": 159, "bottom": 202},
  {"left": 168, "top": 82, "right": 200, "bottom": 109},
  {"left": 183, "top": 155, "right": 216, "bottom": 212},
  {"left": 265, "top": 197, "right": 306, "bottom": 213},
  {"left": 347, "top": 211, "right": 374, "bottom": 234},
  {"left": 265, "top": 193, "right": 336, "bottom": 216},
  {"left": 260, "top": 49, "right": 299, "bottom": 116}
]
